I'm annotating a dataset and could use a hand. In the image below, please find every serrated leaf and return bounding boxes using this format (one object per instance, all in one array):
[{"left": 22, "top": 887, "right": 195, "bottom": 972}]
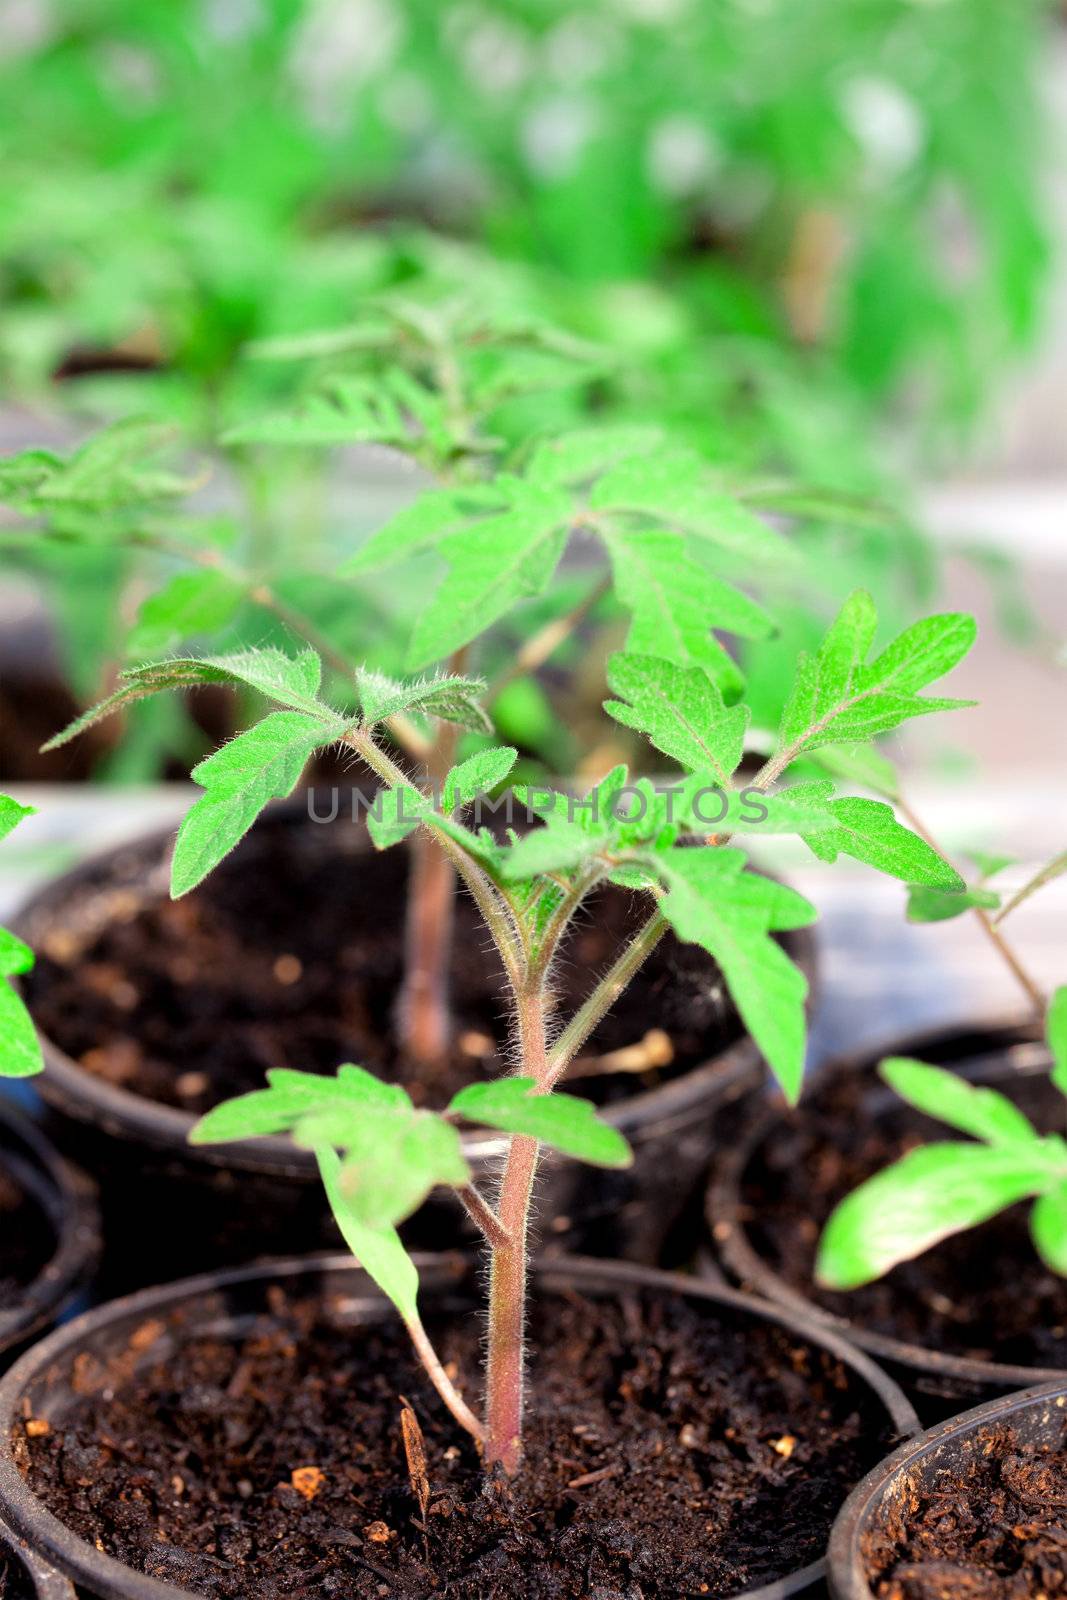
[
  {"left": 190, "top": 1064, "right": 407, "bottom": 1143},
  {"left": 223, "top": 376, "right": 410, "bottom": 447},
  {"left": 652, "top": 847, "right": 815, "bottom": 1102},
  {"left": 1049, "top": 987, "right": 1067, "bottom": 1098},
  {"left": 1031, "top": 1183, "right": 1067, "bottom": 1276},
  {"left": 126, "top": 569, "right": 246, "bottom": 657},
  {"left": 449, "top": 1078, "right": 632, "bottom": 1168},
  {"left": 501, "top": 770, "right": 626, "bottom": 882},
  {"left": 906, "top": 884, "right": 1001, "bottom": 923},
  {"left": 775, "top": 592, "right": 976, "bottom": 765},
  {"left": 343, "top": 487, "right": 497, "bottom": 575},
  {"left": 405, "top": 483, "right": 572, "bottom": 669},
  {"left": 366, "top": 785, "right": 428, "bottom": 850},
  {"left": 42, "top": 646, "right": 327, "bottom": 750},
  {"left": 604, "top": 653, "right": 747, "bottom": 786},
  {"left": 590, "top": 448, "right": 791, "bottom": 565},
  {"left": 816, "top": 1143, "right": 1062, "bottom": 1289},
  {"left": 172, "top": 709, "right": 349, "bottom": 896},
  {"left": 355, "top": 670, "right": 490, "bottom": 733},
  {"left": 802, "top": 796, "right": 963, "bottom": 888},
  {"left": 879, "top": 1058, "right": 1039, "bottom": 1145},
  {"left": 315, "top": 1146, "right": 419, "bottom": 1324},
  {"left": 604, "top": 525, "right": 766, "bottom": 694},
  {"left": 0, "top": 797, "right": 34, "bottom": 844},
  {"left": 442, "top": 747, "right": 517, "bottom": 812},
  {"left": 1, "top": 420, "right": 194, "bottom": 513}
]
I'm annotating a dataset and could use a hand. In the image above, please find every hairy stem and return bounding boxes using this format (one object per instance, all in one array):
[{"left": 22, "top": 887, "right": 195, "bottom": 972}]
[
  {"left": 398, "top": 651, "right": 467, "bottom": 1067},
  {"left": 546, "top": 910, "right": 668, "bottom": 1087},
  {"left": 455, "top": 1184, "right": 512, "bottom": 1249},
  {"left": 406, "top": 1312, "right": 485, "bottom": 1443},
  {"left": 484, "top": 980, "right": 549, "bottom": 1475}
]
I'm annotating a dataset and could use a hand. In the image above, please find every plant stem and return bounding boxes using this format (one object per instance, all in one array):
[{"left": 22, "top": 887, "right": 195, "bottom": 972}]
[
  {"left": 894, "top": 794, "right": 1047, "bottom": 1019},
  {"left": 483, "top": 977, "right": 549, "bottom": 1475},
  {"left": 398, "top": 649, "right": 467, "bottom": 1067},
  {"left": 485, "top": 575, "right": 610, "bottom": 701},
  {"left": 456, "top": 1185, "right": 512, "bottom": 1249},
  {"left": 545, "top": 910, "right": 668, "bottom": 1087},
  {"left": 405, "top": 1312, "right": 485, "bottom": 1444}
]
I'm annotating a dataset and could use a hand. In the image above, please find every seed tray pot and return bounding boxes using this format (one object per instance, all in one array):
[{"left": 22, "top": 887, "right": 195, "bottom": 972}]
[{"left": 0, "top": 1517, "right": 75, "bottom": 1599}]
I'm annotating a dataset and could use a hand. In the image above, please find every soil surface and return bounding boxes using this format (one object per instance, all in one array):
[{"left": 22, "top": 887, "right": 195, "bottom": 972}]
[
  {"left": 0, "top": 1164, "right": 54, "bottom": 1307},
  {"left": 17, "top": 1282, "right": 896, "bottom": 1599},
  {"left": 0, "top": 1541, "right": 35, "bottom": 1600},
  {"left": 862, "top": 1423, "right": 1067, "bottom": 1599},
  {"left": 739, "top": 1064, "right": 1067, "bottom": 1369},
  {"left": 26, "top": 807, "right": 749, "bottom": 1117}
]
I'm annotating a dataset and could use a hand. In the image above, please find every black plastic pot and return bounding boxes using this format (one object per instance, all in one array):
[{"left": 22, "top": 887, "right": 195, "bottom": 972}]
[
  {"left": 707, "top": 1019, "right": 1060, "bottom": 1419},
  {"left": 0, "top": 1517, "right": 75, "bottom": 1598},
  {"left": 0, "top": 1101, "right": 100, "bottom": 1370},
  {"left": 16, "top": 809, "right": 816, "bottom": 1287},
  {"left": 827, "top": 1379, "right": 1067, "bottom": 1599},
  {"left": 0, "top": 1252, "right": 915, "bottom": 1600}
]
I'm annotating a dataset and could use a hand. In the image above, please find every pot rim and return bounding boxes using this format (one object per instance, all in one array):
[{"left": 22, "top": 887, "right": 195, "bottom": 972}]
[
  {"left": 0, "top": 1250, "right": 916, "bottom": 1600},
  {"left": 1, "top": 1515, "right": 76, "bottom": 1599},
  {"left": 707, "top": 1017, "right": 1062, "bottom": 1390},
  {"left": 826, "top": 1378, "right": 1067, "bottom": 1600},
  {"left": 15, "top": 812, "right": 817, "bottom": 1176},
  {"left": 0, "top": 1099, "right": 101, "bottom": 1359}
]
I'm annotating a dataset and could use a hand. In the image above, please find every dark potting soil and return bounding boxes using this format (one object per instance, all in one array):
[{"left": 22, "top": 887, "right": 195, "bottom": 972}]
[
  {"left": 16, "top": 1285, "right": 896, "bottom": 1599},
  {"left": 0, "top": 1165, "right": 53, "bottom": 1306},
  {"left": 0, "top": 1543, "right": 34, "bottom": 1600},
  {"left": 25, "top": 809, "right": 747, "bottom": 1118},
  {"left": 862, "top": 1423, "right": 1067, "bottom": 1599},
  {"left": 740, "top": 1068, "right": 1067, "bottom": 1369}
]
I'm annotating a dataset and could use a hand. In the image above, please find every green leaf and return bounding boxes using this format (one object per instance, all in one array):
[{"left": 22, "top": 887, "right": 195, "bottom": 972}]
[
  {"left": 366, "top": 784, "right": 428, "bottom": 850},
  {"left": 441, "top": 747, "right": 517, "bottom": 811},
  {"left": 42, "top": 647, "right": 328, "bottom": 750},
  {"left": 171, "top": 709, "right": 349, "bottom": 896},
  {"left": 604, "top": 653, "right": 747, "bottom": 786},
  {"left": 191, "top": 1065, "right": 468, "bottom": 1230},
  {"left": 343, "top": 487, "right": 494, "bottom": 576},
  {"left": 801, "top": 795, "right": 964, "bottom": 888},
  {"left": 816, "top": 1143, "right": 1062, "bottom": 1289},
  {"left": 0, "top": 797, "right": 35, "bottom": 844},
  {"left": 0, "top": 419, "right": 193, "bottom": 513},
  {"left": 223, "top": 376, "right": 410, "bottom": 447},
  {"left": 0, "top": 981, "right": 43, "bottom": 1078},
  {"left": 126, "top": 570, "right": 246, "bottom": 657},
  {"left": 405, "top": 482, "right": 572, "bottom": 669},
  {"left": 590, "top": 448, "right": 792, "bottom": 565},
  {"left": 315, "top": 1147, "right": 419, "bottom": 1324},
  {"left": 605, "top": 525, "right": 767, "bottom": 694},
  {"left": 449, "top": 1078, "right": 632, "bottom": 1168},
  {"left": 1031, "top": 1183, "right": 1067, "bottom": 1276},
  {"left": 501, "top": 769, "right": 626, "bottom": 882},
  {"left": 807, "top": 743, "right": 899, "bottom": 799},
  {"left": 653, "top": 847, "right": 815, "bottom": 1102},
  {"left": 0, "top": 929, "right": 34, "bottom": 978},
  {"left": 355, "top": 670, "right": 490, "bottom": 733},
  {"left": 879, "top": 1058, "right": 1039, "bottom": 1145},
  {"left": 1048, "top": 987, "right": 1067, "bottom": 1098},
  {"left": 776, "top": 592, "right": 976, "bottom": 765},
  {"left": 528, "top": 426, "right": 664, "bottom": 487},
  {"left": 907, "top": 884, "right": 1001, "bottom": 923}
]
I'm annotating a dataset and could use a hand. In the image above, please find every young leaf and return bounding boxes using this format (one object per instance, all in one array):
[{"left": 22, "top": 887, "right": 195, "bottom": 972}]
[
  {"left": 343, "top": 487, "right": 495, "bottom": 575},
  {"left": 652, "top": 848, "right": 815, "bottom": 1103},
  {"left": 316, "top": 1147, "right": 420, "bottom": 1324},
  {"left": 816, "top": 1143, "right": 1061, "bottom": 1289},
  {"left": 0, "top": 419, "right": 193, "bottom": 513},
  {"left": 366, "top": 784, "right": 429, "bottom": 850},
  {"left": 449, "top": 1078, "right": 632, "bottom": 1168},
  {"left": 800, "top": 796, "right": 964, "bottom": 888},
  {"left": 171, "top": 709, "right": 351, "bottom": 897},
  {"left": 1048, "top": 986, "right": 1067, "bottom": 1098},
  {"left": 441, "top": 747, "right": 517, "bottom": 812},
  {"left": 527, "top": 426, "right": 664, "bottom": 487},
  {"left": 405, "top": 483, "right": 572, "bottom": 669},
  {"left": 906, "top": 884, "right": 1000, "bottom": 923},
  {"left": 879, "top": 1058, "right": 1039, "bottom": 1145},
  {"left": 355, "top": 670, "right": 491, "bottom": 733},
  {"left": 1030, "top": 1182, "right": 1067, "bottom": 1276},
  {"left": 223, "top": 376, "right": 409, "bottom": 448},
  {"left": 604, "top": 525, "right": 765, "bottom": 694},
  {"left": 42, "top": 646, "right": 329, "bottom": 750},
  {"left": 604, "top": 653, "right": 747, "bottom": 786},
  {"left": 774, "top": 591, "right": 976, "bottom": 766},
  {"left": 0, "top": 797, "right": 35, "bottom": 843}
]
